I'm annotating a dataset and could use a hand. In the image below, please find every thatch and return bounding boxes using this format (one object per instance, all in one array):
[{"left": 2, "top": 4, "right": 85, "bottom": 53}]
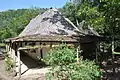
[
  {"left": 78, "top": 20, "right": 100, "bottom": 36},
  {"left": 19, "top": 9, "right": 82, "bottom": 37}
]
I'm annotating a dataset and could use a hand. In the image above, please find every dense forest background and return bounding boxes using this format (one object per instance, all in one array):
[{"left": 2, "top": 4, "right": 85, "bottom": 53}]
[
  {"left": 0, "top": 8, "right": 47, "bottom": 41},
  {"left": 0, "top": 0, "right": 120, "bottom": 44}
]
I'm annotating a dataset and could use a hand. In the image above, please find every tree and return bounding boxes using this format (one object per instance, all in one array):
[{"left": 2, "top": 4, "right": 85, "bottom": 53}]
[
  {"left": 62, "top": 0, "right": 104, "bottom": 34},
  {"left": 99, "top": 0, "right": 120, "bottom": 36},
  {"left": 0, "top": 8, "right": 47, "bottom": 41},
  {"left": 0, "top": 28, "right": 12, "bottom": 40}
]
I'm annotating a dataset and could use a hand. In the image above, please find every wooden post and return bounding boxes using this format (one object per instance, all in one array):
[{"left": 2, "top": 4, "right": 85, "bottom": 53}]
[
  {"left": 95, "top": 42, "right": 98, "bottom": 63},
  {"left": 10, "top": 47, "right": 12, "bottom": 58},
  {"left": 6, "top": 44, "right": 8, "bottom": 52},
  {"left": 6, "top": 44, "right": 10, "bottom": 52},
  {"left": 77, "top": 46, "right": 80, "bottom": 64},
  {"left": 112, "top": 41, "right": 116, "bottom": 73},
  {"left": 17, "top": 50, "right": 21, "bottom": 78},
  {"left": 8, "top": 44, "right": 9, "bottom": 52},
  {"left": 50, "top": 42, "right": 52, "bottom": 49},
  {"left": 112, "top": 41, "right": 115, "bottom": 59},
  {"left": 103, "top": 42, "right": 105, "bottom": 53}
]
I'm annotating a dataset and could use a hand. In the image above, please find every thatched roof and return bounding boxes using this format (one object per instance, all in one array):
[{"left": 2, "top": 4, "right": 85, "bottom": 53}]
[
  {"left": 19, "top": 9, "right": 81, "bottom": 37},
  {"left": 78, "top": 20, "right": 100, "bottom": 36}
]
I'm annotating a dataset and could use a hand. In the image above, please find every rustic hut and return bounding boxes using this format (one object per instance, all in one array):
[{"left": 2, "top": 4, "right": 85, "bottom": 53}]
[
  {"left": 77, "top": 20, "right": 101, "bottom": 59},
  {"left": 6, "top": 9, "right": 101, "bottom": 77}
]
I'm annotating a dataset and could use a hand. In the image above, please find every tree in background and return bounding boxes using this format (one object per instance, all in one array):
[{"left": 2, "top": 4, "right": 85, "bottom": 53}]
[
  {"left": 62, "top": 0, "right": 105, "bottom": 34},
  {"left": 0, "top": 8, "right": 47, "bottom": 41},
  {"left": 97, "top": 0, "right": 120, "bottom": 49},
  {"left": 99, "top": 0, "right": 120, "bottom": 36},
  {"left": 61, "top": 0, "right": 120, "bottom": 53}
]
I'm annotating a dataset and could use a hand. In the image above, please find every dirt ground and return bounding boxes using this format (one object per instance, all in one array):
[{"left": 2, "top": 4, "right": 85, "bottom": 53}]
[
  {"left": 0, "top": 60, "right": 14, "bottom": 80},
  {"left": 0, "top": 49, "right": 49, "bottom": 80},
  {"left": 101, "top": 55, "right": 120, "bottom": 80},
  {"left": 0, "top": 49, "right": 16, "bottom": 80},
  {"left": 0, "top": 59, "right": 47, "bottom": 80}
]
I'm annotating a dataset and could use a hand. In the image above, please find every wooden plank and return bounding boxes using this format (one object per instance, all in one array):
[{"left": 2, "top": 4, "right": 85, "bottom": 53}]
[{"left": 18, "top": 45, "right": 42, "bottom": 50}]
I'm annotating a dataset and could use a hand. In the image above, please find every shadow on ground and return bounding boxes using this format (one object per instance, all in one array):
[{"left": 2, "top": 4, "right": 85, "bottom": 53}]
[
  {"left": 20, "top": 51, "right": 47, "bottom": 69},
  {"left": 101, "top": 55, "right": 120, "bottom": 80}
]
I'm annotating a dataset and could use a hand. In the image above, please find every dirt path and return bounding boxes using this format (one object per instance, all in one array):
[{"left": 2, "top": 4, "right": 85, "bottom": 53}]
[
  {"left": 0, "top": 72, "right": 10, "bottom": 80},
  {"left": 0, "top": 59, "right": 47, "bottom": 80},
  {"left": 0, "top": 52, "right": 47, "bottom": 80},
  {"left": 0, "top": 48, "right": 13, "bottom": 80},
  {"left": 0, "top": 60, "right": 14, "bottom": 80}
]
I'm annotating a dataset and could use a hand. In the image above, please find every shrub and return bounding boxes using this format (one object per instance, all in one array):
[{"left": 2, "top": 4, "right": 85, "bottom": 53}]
[
  {"left": 44, "top": 44, "right": 76, "bottom": 67},
  {"left": 45, "top": 44, "right": 101, "bottom": 80},
  {"left": 67, "top": 60, "right": 101, "bottom": 80},
  {"left": 4, "top": 54, "right": 15, "bottom": 71}
]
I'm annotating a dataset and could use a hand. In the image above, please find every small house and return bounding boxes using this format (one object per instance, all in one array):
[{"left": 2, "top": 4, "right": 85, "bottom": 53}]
[{"left": 6, "top": 9, "right": 101, "bottom": 77}]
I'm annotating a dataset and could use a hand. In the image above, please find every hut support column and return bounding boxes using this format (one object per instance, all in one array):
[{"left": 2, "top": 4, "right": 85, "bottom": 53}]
[
  {"left": 17, "top": 50, "right": 21, "bottom": 78},
  {"left": 77, "top": 45, "right": 80, "bottom": 64},
  {"left": 112, "top": 41, "right": 115, "bottom": 59},
  {"left": 50, "top": 42, "right": 52, "bottom": 49},
  {"left": 6, "top": 44, "right": 8, "bottom": 52},
  {"left": 95, "top": 42, "right": 98, "bottom": 63},
  {"left": 12, "top": 49, "right": 16, "bottom": 63}
]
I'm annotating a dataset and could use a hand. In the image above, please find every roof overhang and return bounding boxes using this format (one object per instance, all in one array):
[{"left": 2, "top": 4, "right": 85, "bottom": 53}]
[{"left": 6, "top": 35, "right": 81, "bottom": 43}]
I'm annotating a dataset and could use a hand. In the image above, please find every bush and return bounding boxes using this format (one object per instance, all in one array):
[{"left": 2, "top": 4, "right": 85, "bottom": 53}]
[
  {"left": 44, "top": 44, "right": 101, "bottom": 80},
  {"left": 44, "top": 44, "right": 76, "bottom": 67},
  {"left": 4, "top": 54, "right": 15, "bottom": 71},
  {"left": 67, "top": 60, "right": 101, "bottom": 80}
]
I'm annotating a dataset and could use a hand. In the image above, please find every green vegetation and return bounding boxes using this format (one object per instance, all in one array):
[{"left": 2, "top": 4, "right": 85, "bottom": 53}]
[
  {"left": 4, "top": 54, "right": 15, "bottom": 71},
  {"left": 44, "top": 44, "right": 76, "bottom": 67},
  {"left": 62, "top": 0, "right": 104, "bottom": 34},
  {"left": 62, "top": 0, "right": 120, "bottom": 38},
  {"left": 0, "top": 43, "right": 6, "bottom": 47},
  {"left": 0, "top": 8, "right": 47, "bottom": 41},
  {"left": 45, "top": 45, "right": 101, "bottom": 80}
]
